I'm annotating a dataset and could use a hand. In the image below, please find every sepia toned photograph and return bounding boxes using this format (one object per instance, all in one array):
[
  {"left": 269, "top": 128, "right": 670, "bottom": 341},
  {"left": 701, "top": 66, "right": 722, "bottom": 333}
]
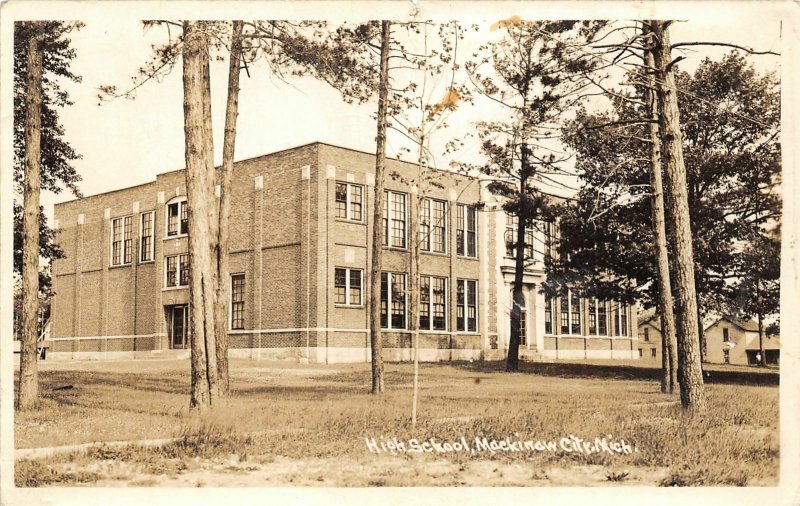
[{"left": 1, "top": 0, "right": 796, "bottom": 501}]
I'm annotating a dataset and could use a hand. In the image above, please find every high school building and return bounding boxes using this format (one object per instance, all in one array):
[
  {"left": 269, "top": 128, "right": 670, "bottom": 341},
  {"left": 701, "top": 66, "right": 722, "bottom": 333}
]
[{"left": 48, "top": 142, "right": 638, "bottom": 362}]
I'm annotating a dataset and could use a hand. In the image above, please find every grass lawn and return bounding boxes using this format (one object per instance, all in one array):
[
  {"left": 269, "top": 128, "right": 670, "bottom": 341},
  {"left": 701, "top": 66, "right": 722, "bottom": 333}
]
[{"left": 14, "top": 358, "right": 778, "bottom": 487}]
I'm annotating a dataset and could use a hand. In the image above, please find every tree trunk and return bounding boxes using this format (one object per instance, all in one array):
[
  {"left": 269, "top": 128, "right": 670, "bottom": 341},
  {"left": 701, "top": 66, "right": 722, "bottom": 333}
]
[
  {"left": 182, "top": 20, "right": 219, "bottom": 410},
  {"left": 506, "top": 156, "right": 528, "bottom": 372},
  {"left": 649, "top": 20, "right": 706, "bottom": 411},
  {"left": 757, "top": 282, "right": 765, "bottom": 367},
  {"left": 16, "top": 24, "right": 45, "bottom": 411},
  {"left": 369, "top": 20, "right": 390, "bottom": 395},
  {"left": 409, "top": 181, "right": 421, "bottom": 425},
  {"left": 214, "top": 20, "right": 244, "bottom": 397},
  {"left": 644, "top": 42, "right": 678, "bottom": 395}
]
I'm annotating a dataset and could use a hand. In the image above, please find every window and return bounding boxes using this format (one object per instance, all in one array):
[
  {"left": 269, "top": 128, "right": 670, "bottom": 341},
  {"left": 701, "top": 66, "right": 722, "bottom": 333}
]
[
  {"left": 560, "top": 294, "right": 569, "bottom": 334},
  {"left": 335, "top": 267, "right": 363, "bottom": 306},
  {"left": 544, "top": 295, "right": 554, "bottom": 335},
  {"left": 111, "top": 216, "right": 133, "bottom": 266},
  {"left": 505, "top": 213, "right": 534, "bottom": 260},
  {"left": 723, "top": 349, "right": 730, "bottom": 364},
  {"left": 598, "top": 301, "right": 608, "bottom": 335},
  {"left": 644, "top": 327, "right": 650, "bottom": 342},
  {"left": 382, "top": 191, "right": 407, "bottom": 248},
  {"left": 723, "top": 327, "right": 729, "bottom": 342},
  {"left": 570, "top": 291, "right": 582, "bottom": 335},
  {"left": 456, "top": 279, "right": 478, "bottom": 332},
  {"left": 140, "top": 211, "right": 155, "bottom": 262},
  {"left": 589, "top": 299, "right": 597, "bottom": 335},
  {"left": 230, "top": 274, "right": 245, "bottom": 330},
  {"left": 167, "top": 200, "right": 188, "bottom": 236},
  {"left": 620, "top": 304, "right": 628, "bottom": 336},
  {"left": 651, "top": 348, "right": 657, "bottom": 358},
  {"left": 420, "top": 198, "right": 447, "bottom": 253},
  {"left": 335, "top": 182, "right": 363, "bottom": 221},
  {"left": 456, "top": 204, "right": 477, "bottom": 257},
  {"left": 638, "top": 348, "right": 643, "bottom": 358},
  {"left": 420, "top": 275, "right": 447, "bottom": 331},
  {"left": 380, "top": 272, "right": 406, "bottom": 329},
  {"left": 512, "top": 291, "right": 527, "bottom": 346},
  {"left": 165, "top": 254, "right": 190, "bottom": 287}
]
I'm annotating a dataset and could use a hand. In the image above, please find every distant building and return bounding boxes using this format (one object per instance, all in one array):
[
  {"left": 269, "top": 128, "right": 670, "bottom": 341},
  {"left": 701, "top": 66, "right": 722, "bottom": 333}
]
[
  {"left": 48, "top": 142, "right": 637, "bottom": 362},
  {"left": 705, "top": 315, "right": 780, "bottom": 366},
  {"left": 637, "top": 311, "right": 662, "bottom": 362}
]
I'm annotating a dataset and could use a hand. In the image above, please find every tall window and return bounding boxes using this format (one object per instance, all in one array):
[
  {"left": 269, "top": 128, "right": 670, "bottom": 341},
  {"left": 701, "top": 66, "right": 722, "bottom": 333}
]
[
  {"left": 456, "top": 204, "right": 477, "bottom": 257},
  {"left": 560, "top": 293, "right": 569, "bottom": 334},
  {"left": 420, "top": 198, "right": 447, "bottom": 253},
  {"left": 335, "top": 182, "right": 363, "bottom": 221},
  {"left": 111, "top": 216, "right": 133, "bottom": 266},
  {"left": 589, "top": 299, "right": 597, "bottom": 335},
  {"left": 598, "top": 300, "right": 608, "bottom": 335},
  {"left": 380, "top": 272, "right": 406, "bottom": 329},
  {"left": 644, "top": 327, "right": 650, "bottom": 342},
  {"left": 420, "top": 275, "right": 447, "bottom": 331},
  {"left": 620, "top": 304, "right": 628, "bottom": 335},
  {"left": 167, "top": 200, "right": 188, "bottom": 236},
  {"left": 544, "top": 295, "right": 554, "bottom": 334},
  {"left": 165, "top": 254, "right": 190, "bottom": 287},
  {"left": 140, "top": 211, "right": 155, "bottom": 262},
  {"left": 723, "top": 348, "right": 730, "bottom": 364},
  {"left": 230, "top": 274, "right": 245, "bottom": 330},
  {"left": 505, "top": 213, "right": 534, "bottom": 260},
  {"left": 456, "top": 279, "right": 478, "bottom": 332},
  {"left": 382, "top": 191, "right": 407, "bottom": 248},
  {"left": 335, "top": 267, "right": 363, "bottom": 306},
  {"left": 723, "top": 328, "right": 729, "bottom": 342},
  {"left": 513, "top": 291, "right": 527, "bottom": 346},
  {"left": 570, "top": 291, "right": 582, "bottom": 334}
]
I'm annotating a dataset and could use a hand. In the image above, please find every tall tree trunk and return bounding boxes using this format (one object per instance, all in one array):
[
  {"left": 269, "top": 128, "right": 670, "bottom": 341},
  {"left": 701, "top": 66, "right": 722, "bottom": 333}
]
[
  {"left": 369, "top": 20, "right": 390, "bottom": 395},
  {"left": 409, "top": 181, "right": 420, "bottom": 424},
  {"left": 214, "top": 20, "right": 244, "bottom": 397},
  {"left": 757, "top": 281, "right": 765, "bottom": 366},
  {"left": 507, "top": 149, "right": 529, "bottom": 372},
  {"left": 183, "top": 20, "right": 219, "bottom": 410},
  {"left": 649, "top": 20, "right": 706, "bottom": 410},
  {"left": 644, "top": 42, "right": 678, "bottom": 394},
  {"left": 16, "top": 24, "right": 45, "bottom": 411}
]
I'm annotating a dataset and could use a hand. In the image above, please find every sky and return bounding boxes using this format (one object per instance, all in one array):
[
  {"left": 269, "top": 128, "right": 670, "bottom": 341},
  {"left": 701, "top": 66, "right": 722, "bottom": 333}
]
[{"left": 26, "top": 9, "right": 784, "bottom": 224}]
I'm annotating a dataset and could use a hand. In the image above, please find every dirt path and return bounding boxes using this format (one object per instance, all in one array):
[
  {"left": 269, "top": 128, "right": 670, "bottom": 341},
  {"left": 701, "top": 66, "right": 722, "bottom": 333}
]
[{"left": 78, "top": 454, "right": 672, "bottom": 487}]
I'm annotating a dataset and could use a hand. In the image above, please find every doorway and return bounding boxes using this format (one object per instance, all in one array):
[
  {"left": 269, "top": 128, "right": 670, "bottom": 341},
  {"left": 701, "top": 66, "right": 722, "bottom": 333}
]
[{"left": 167, "top": 305, "right": 189, "bottom": 349}]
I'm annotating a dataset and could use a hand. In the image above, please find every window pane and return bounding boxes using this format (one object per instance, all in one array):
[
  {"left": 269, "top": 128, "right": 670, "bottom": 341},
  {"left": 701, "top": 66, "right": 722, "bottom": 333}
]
[
  {"left": 466, "top": 207, "right": 476, "bottom": 257},
  {"left": 432, "top": 200, "right": 446, "bottom": 253},
  {"left": 391, "top": 273, "right": 406, "bottom": 329},
  {"left": 467, "top": 280, "right": 477, "bottom": 332},
  {"left": 380, "top": 272, "right": 388, "bottom": 328},
  {"left": 179, "top": 254, "right": 190, "bottom": 286},
  {"left": 112, "top": 218, "right": 122, "bottom": 265},
  {"left": 391, "top": 192, "right": 406, "bottom": 248},
  {"left": 419, "top": 200, "right": 431, "bottom": 251},
  {"left": 350, "top": 185, "right": 362, "bottom": 221},
  {"left": 123, "top": 216, "right": 132, "bottom": 264},
  {"left": 335, "top": 183, "right": 348, "bottom": 219},
  {"left": 419, "top": 276, "right": 430, "bottom": 330},
  {"left": 560, "top": 295, "right": 569, "bottom": 334},
  {"left": 349, "top": 269, "right": 362, "bottom": 305},
  {"left": 456, "top": 280, "right": 465, "bottom": 332},
  {"left": 589, "top": 299, "right": 597, "bottom": 335},
  {"left": 167, "top": 203, "right": 179, "bottom": 236},
  {"left": 570, "top": 293, "right": 581, "bottom": 334},
  {"left": 544, "top": 296, "right": 553, "bottom": 334},
  {"left": 231, "top": 274, "right": 245, "bottom": 330},
  {"left": 432, "top": 277, "right": 446, "bottom": 330},
  {"left": 166, "top": 256, "right": 177, "bottom": 287},
  {"left": 141, "top": 212, "right": 153, "bottom": 262},
  {"left": 335, "top": 268, "right": 347, "bottom": 304},
  {"left": 456, "top": 205, "right": 465, "bottom": 255},
  {"left": 598, "top": 302, "right": 608, "bottom": 335},
  {"left": 180, "top": 202, "right": 188, "bottom": 235}
]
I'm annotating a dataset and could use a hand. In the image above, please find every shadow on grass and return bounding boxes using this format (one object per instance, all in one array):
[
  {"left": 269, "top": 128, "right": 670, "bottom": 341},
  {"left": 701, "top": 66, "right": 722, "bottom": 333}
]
[{"left": 450, "top": 360, "right": 779, "bottom": 386}]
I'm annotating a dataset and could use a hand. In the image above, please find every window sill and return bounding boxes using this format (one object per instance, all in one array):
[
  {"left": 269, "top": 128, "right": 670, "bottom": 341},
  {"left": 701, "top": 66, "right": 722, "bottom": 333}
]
[
  {"left": 109, "top": 263, "right": 132, "bottom": 269},
  {"left": 382, "top": 246, "right": 408, "bottom": 252},
  {"left": 162, "top": 285, "right": 189, "bottom": 291},
  {"left": 335, "top": 218, "right": 365, "bottom": 225},
  {"left": 456, "top": 254, "right": 479, "bottom": 260},
  {"left": 138, "top": 260, "right": 155, "bottom": 265},
  {"left": 420, "top": 250, "right": 448, "bottom": 257},
  {"left": 164, "top": 234, "right": 188, "bottom": 240},
  {"left": 335, "top": 304, "right": 364, "bottom": 309}
]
